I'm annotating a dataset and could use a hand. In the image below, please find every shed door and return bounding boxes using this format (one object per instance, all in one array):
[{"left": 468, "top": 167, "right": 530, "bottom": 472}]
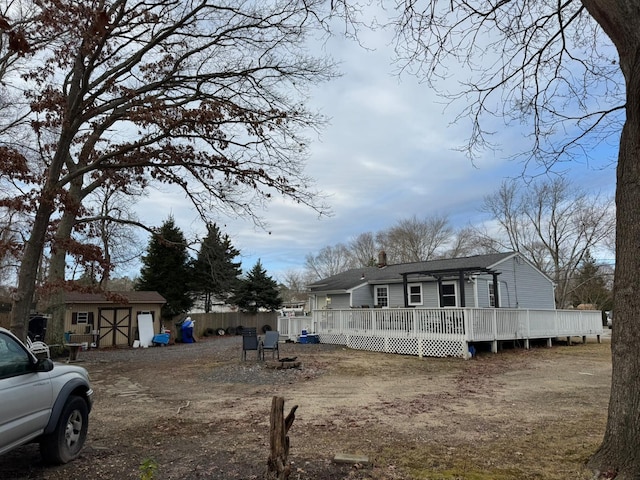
[{"left": 98, "top": 308, "right": 132, "bottom": 347}]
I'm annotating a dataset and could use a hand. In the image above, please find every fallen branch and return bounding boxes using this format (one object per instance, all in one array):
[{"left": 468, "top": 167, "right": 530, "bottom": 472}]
[{"left": 177, "top": 401, "right": 190, "bottom": 414}]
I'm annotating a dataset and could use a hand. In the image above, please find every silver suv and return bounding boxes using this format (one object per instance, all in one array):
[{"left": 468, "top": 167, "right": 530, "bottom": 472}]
[{"left": 0, "top": 327, "right": 93, "bottom": 464}]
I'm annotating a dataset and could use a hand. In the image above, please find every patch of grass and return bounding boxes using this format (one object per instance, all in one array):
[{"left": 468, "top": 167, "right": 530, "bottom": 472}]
[
  {"left": 139, "top": 458, "right": 158, "bottom": 480},
  {"left": 368, "top": 409, "right": 605, "bottom": 480}
]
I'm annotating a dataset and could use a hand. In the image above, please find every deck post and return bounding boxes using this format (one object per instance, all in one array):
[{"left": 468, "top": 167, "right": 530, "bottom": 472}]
[
  {"left": 582, "top": 335, "right": 586, "bottom": 344},
  {"left": 597, "top": 334, "right": 601, "bottom": 344},
  {"left": 463, "top": 341, "right": 471, "bottom": 359},
  {"left": 567, "top": 336, "right": 572, "bottom": 346},
  {"left": 491, "top": 340, "right": 498, "bottom": 353},
  {"left": 524, "top": 339, "right": 530, "bottom": 349}
]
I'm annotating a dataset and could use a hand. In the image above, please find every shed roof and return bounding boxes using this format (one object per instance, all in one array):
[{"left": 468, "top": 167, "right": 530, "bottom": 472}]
[
  {"left": 64, "top": 291, "right": 166, "bottom": 304},
  {"left": 307, "top": 252, "right": 516, "bottom": 293}
]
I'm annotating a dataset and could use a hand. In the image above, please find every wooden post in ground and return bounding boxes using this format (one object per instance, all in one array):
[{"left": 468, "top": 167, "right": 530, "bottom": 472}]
[{"left": 265, "top": 396, "right": 298, "bottom": 480}]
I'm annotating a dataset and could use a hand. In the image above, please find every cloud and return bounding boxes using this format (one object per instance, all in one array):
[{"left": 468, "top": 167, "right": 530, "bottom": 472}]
[{"left": 120, "top": 14, "right": 617, "bottom": 283}]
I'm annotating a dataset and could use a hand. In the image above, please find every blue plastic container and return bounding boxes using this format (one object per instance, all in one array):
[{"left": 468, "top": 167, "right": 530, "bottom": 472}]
[{"left": 152, "top": 333, "right": 170, "bottom": 345}]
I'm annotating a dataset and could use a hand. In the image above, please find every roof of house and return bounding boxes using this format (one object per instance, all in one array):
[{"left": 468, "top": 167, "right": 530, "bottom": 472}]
[
  {"left": 307, "top": 252, "right": 517, "bottom": 293},
  {"left": 64, "top": 291, "right": 166, "bottom": 304}
]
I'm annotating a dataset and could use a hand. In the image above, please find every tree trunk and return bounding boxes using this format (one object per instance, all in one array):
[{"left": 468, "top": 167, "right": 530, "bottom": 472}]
[
  {"left": 265, "top": 396, "right": 298, "bottom": 480},
  {"left": 45, "top": 175, "right": 84, "bottom": 345},
  {"left": 10, "top": 203, "right": 55, "bottom": 341},
  {"left": 584, "top": 1, "right": 640, "bottom": 477}
]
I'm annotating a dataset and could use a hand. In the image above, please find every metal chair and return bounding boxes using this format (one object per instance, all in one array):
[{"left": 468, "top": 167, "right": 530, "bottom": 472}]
[
  {"left": 241, "top": 328, "right": 260, "bottom": 360},
  {"left": 261, "top": 330, "right": 280, "bottom": 360}
]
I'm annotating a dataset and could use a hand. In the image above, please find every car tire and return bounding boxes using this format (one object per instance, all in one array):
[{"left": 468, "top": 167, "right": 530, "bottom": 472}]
[{"left": 40, "top": 396, "right": 89, "bottom": 464}]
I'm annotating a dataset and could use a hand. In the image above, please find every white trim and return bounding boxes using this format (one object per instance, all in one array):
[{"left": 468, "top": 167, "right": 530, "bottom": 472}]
[
  {"left": 407, "top": 283, "right": 423, "bottom": 306},
  {"left": 76, "top": 311, "right": 89, "bottom": 324},
  {"left": 374, "top": 285, "right": 389, "bottom": 307},
  {"left": 440, "top": 282, "right": 457, "bottom": 307},
  {"left": 488, "top": 281, "right": 496, "bottom": 307}
]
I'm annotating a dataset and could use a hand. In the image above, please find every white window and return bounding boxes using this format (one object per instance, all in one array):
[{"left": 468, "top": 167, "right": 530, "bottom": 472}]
[
  {"left": 488, "top": 281, "right": 502, "bottom": 307},
  {"left": 408, "top": 283, "right": 423, "bottom": 306},
  {"left": 440, "top": 283, "right": 457, "bottom": 307},
  {"left": 375, "top": 286, "right": 389, "bottom": 307},
  {"left": 76, "top": 312, "right": 89, "bottom": 324},
  {"left": 488, "top": 282, "right": 496, "bottom": 307}
]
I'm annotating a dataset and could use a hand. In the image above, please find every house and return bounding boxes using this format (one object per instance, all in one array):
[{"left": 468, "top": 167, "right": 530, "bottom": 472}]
[
  {"left": 307, "top": 251, "right": 556, "bottom": 311},
  {"left": 63, "top": 291, "right": 166, "bottom": 348},
  {"left": 287, "top": 252, "right": 602, "bottom": 359}
]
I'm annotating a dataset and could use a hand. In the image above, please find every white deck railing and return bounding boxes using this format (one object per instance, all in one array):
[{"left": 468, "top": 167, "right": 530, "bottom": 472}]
[{"left": 277, "top": 308, "right": 604, "bottom": 358}]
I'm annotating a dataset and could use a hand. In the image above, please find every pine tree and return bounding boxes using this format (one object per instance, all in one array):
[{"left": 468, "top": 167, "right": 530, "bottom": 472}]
[
  {"left": 136, "top": 217, "right": 193, "bottom": 319},
  {"left": 191, "top": 224, "right": 242, "bottom": 312},
  {"left": 570, "top": 251, "right": 613, "bottom": 311},
  {"left": 232, "top": 260, "right": 282, "bottom": 313}
]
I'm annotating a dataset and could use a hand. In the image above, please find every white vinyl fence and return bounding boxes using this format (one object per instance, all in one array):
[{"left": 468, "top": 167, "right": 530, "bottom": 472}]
[{"left": 277, "top": 308, "right": 604, "bottom": 358}]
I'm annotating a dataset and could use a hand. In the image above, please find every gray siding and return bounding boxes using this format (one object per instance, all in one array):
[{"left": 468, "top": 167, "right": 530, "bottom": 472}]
[
  {"left": 351, "top": 285, "right": 373, "bottom": 307},
  {"left": 494, "top": 256, "right": 555, "bottom": 309},
  {"left": 423, "top": 283, "right": 440, "bottom": 307},
  {"left": 328, "top": 294, "right": 351, "bottom": 309},
  {"left": 387, "top": 282, "right": 441, "bottom": 308},
  {"left": 462, "top": 281, "right": 475, "bottom": 307},
  {"left": 320, "top": 253, "right": 555, "bottom": 310},
  {"left": 388, "top": 284, "right": 405, "bottom": 307}
]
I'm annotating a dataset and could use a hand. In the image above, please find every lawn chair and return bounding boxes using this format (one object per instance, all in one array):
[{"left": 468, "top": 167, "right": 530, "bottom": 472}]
[
  {"left": 26, "top": 336, "right": 50, "bottom": 359},
  {"left": 241, "top": 328, "right": 260, "bottom": 361},
  {"left": 261, "top": 330, "right": 280, "bottom": 360}
]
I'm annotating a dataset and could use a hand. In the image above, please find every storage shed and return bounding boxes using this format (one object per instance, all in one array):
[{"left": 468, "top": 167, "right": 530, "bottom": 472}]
[{"left": 63, "top": 291, "right": 166, "bottom": 348}]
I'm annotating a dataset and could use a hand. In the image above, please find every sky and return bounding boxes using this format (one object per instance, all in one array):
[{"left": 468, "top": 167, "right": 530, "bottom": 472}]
[{"left": 130, "top": 20, "right": 619, "bottom": 283}]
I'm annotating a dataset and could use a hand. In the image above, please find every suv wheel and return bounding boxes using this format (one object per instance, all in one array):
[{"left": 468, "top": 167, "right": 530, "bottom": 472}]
[{"left": 40, "top": 396, "right": 89, "bottom": 464}]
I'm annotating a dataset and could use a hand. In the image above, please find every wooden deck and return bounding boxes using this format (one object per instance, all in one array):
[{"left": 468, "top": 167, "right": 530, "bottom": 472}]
[{"left": 277, "top": 308, "right": 604, "bottom": 358}]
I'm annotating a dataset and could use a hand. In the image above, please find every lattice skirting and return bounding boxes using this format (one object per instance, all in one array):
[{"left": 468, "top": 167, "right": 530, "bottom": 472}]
[{"left": 317, "top": 334, "right": 466, "bottom": 358}]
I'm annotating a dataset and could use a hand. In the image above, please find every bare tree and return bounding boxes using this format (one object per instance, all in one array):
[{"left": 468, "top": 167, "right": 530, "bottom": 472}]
[
  {"left": 1, "top": 0, "right": 336, "bottom": 339},
  {"left": 278, "top": 269, "right": 312, "bottom": 305},
  {"left": 444, "top": 226, "right": 483, "bottom": 258},
  {"left": 377, "top": 0, "right": 634, "bottom": 474},
  {"left": 304, "top": 244, "right": 352, "bottom": 281},
  {"left": 307, "top": 219, "right": 482, "bottom": 283},
  {"left": 74, "top": 186, "right": 144, "bottom": 287},
  {"left": 348, "top": 232, "right": 378, "bottom": 267},
  {"left": 480, "top": 177, "right": 615, "bottom": 308},
  {"left": 376, "top": 214, "right": 453, "bottom": 263},
  {"left": 0, "top": 209, "right": 22, "bottom": 286}
]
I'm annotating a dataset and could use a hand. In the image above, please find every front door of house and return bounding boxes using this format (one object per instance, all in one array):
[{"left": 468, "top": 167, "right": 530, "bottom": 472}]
[{"left": 98, "top": 308, "right": 132, "bottom": 347}]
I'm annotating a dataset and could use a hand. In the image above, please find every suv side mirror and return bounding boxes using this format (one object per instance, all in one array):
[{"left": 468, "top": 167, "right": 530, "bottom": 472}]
[{"left": 36, "top": 358, "right": 55, "bottom": 372}]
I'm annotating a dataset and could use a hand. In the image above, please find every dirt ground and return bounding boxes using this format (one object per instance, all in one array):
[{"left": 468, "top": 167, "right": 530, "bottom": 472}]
[{"left": 0, "top": 333, "right": 612, "bottom": 480}]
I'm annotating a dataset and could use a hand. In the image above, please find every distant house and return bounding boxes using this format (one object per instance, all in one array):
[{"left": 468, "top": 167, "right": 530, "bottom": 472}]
[
  {"left": 307, "top": 252, "right": 555, "bottom": 311},
  {"left": 63, "top": 291, "right": 166, "bottom": 348}
]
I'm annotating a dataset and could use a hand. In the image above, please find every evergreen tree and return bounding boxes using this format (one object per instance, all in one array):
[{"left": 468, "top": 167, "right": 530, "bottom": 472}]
[
  {"left": 570, "top": 251, "right": 613, "bottom": 311},
  {"left": 191, "top": 223, "right": 242, "bottom": 312},
  {"left": 232, "top": 260, "right": 282, "bottom": 313},
  {"left": 136, "top": 217, "right": 193, "bottom": 319}
]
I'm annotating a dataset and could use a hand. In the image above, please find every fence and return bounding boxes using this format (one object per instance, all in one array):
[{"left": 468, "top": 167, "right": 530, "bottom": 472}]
[
  {"left": 277, "top": 308, "right": 604, "bottom": 358},
  {"left": 179, "top": 311, "right": 278, "bottom": 338}
]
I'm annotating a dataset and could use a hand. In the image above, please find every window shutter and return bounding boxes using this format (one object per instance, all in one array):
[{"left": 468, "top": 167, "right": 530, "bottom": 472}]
[
  {"left": 88, "top": 312, "right": 94, "bottom": 324},
  {"left": 72, "top": 312, "right": 78, "bottom": 325}
]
